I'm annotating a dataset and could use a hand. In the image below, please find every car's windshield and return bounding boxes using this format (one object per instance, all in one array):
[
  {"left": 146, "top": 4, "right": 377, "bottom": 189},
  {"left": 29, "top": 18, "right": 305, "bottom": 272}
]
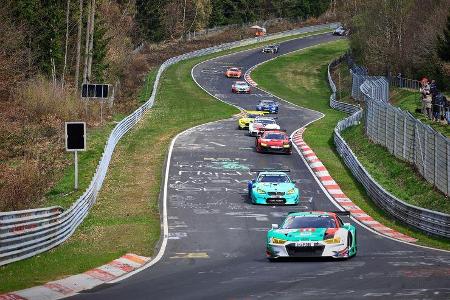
[
  {"left": 236, "top": 82, "right": 247, "bottom": 86},
  {"left": 256, "top": 119, "right": 275, "bottom": 125},
  {"left": 259, "top": 174, "right": 290, "bottom": 183},
  {"left": 282, "top": 216, "right": 337, "bottom": 229},
  {"left": 260, "top": 101, "right": 274, "bottom": 105},
  {"left": 264, "top": 133, "right": 286, "bottom": 140},
  {"left": 230, "top": 68, "right": 239, "bottom": 71},
  {"left": 247, "top": 114, "right": 258, "bottom": 118}
]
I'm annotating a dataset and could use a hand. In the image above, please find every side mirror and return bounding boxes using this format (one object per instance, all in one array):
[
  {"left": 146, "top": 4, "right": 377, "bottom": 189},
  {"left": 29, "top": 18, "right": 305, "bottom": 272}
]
[{"left": 271, "top": 224, "right": 279, "bottom": 229}]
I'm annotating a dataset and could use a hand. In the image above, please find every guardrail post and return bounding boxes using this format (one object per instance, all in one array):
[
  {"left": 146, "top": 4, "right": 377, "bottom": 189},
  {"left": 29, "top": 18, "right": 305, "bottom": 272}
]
[
  {"left": 403, "top": 114, "right": 407, "bottom": 158},
  {"left": 435, "top": 134, "right": 438, "bottom": 185},
  {"left": 447, "top": 141, "right": 450, "bottom": 196},
  {"left": 393, "top": 111, "right": 397, "bottom": 155}
]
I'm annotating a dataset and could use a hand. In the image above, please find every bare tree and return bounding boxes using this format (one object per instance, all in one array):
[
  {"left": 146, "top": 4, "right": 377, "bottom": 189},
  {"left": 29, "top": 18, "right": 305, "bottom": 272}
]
[
  {"left": 87, "top": 0, "right": 96, "bottom": 80},
  {"left": 74, "top": 0, "right": 84, "bottom": 93},
  {"left": 82, "top": 0, "right": 91, "bottom": 83},
  {"left": 61, "top": 0, "right": 71, "bottom": 88}
]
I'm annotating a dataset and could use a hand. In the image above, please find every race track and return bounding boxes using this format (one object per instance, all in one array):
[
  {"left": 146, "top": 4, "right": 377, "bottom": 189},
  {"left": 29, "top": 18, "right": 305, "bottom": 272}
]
[{"left": 72, "top": 33, "right": 450, "bottom": 300}]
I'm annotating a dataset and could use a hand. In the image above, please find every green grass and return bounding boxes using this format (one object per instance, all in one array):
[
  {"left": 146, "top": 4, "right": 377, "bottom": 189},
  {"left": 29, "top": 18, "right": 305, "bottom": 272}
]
[
  {"left": 391, "top": 88, "right": 450, "bottom": 137},
  {"left": 342, "top": 124, "right": 450, "bottom": 214},
  {"left": 0, "top": 28, "right": 334, "bottom": 293},
  {"left": 44, "top": 123, "right": 115, "bottom": 208},
  {"left": 251, "top": 40, "right": 450, "bottom": 249}
]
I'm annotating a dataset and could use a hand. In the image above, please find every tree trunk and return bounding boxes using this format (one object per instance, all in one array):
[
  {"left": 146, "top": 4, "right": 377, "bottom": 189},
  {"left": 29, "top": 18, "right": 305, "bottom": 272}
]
[
  {"left": 74, "top": 0, "right": 83, "bottom": 93},
  {"left": 62, "top": 0, "right": 71, "bottom": 88},
  {"left": 87, "top": 0, "right": 96, "bottom": 81},
  {"left": 82, "top": 0, "right": 91, "bottom": 83}
]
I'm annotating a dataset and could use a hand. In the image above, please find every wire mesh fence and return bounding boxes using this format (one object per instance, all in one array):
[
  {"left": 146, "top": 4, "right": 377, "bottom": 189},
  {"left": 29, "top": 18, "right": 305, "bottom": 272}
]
[{"left": 331, "top": 56, "right": 450, "bottom": 238}]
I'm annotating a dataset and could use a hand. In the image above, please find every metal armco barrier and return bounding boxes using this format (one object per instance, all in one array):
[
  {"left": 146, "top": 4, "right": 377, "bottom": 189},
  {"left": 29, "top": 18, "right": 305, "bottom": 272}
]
[
  {"left": 0, "top": 23, "right": 339, "bottom": 266},
  {"left": 330, "top": 56, "right": 450, "bottom": 238}
]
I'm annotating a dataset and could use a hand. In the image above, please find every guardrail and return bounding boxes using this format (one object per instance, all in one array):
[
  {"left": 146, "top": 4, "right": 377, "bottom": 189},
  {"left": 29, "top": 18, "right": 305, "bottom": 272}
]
[
  {"left": 0, "top": 23, "right": 339, "bottom": 266},
  {"left": 328, "top": 55, "right": 360, "bottom": 115},
  {"left": 329, "top": 56, "right": 450, "bottom": 238}
]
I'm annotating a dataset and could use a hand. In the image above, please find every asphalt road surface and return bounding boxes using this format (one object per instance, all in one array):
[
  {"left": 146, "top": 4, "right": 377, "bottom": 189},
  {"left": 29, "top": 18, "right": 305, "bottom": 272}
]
[{"left": 73, "top": 33, "right": 450, "bottom": 300}]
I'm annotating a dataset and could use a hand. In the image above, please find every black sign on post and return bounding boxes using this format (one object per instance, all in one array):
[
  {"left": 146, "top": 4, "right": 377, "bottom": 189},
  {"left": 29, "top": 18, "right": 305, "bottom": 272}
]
[
  {"left": 65, "top": 122, "right": 86, "bottom": 190},
  {"left": 65, "top": 122, "right": 86, "bottom": 151},
  {"left": 81, "top": 83, "right": 109, "bottom": 98}
]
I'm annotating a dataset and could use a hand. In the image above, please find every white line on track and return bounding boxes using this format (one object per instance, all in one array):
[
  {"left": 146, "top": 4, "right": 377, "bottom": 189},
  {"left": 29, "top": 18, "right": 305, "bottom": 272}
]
[{"left": 210, "top": 141, "right": 226, "bottom": 147}]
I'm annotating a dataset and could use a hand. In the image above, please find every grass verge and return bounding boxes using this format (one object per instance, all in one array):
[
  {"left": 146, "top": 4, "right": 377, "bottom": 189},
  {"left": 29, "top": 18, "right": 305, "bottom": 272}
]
[
  {"left": 0, "top": 28, "right": 332, "bottom": 293},
  {"left": 251, "top": 39, "right": 450, "bottom": 249},
  {"left": 342, "top": 124, "right": 450, "bottom": 214}
]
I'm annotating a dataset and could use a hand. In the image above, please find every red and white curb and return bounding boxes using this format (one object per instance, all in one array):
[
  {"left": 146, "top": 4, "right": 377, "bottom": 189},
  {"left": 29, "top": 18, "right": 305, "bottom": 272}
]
[
  {"left": 292, "top": 128, "right": 418, "bottom": 243},
  {"left": 0, "top": 253, "right": 150, "bottom": 300},
  {"left": 244, "top": 72, "right": 258, "bottom": 87}
]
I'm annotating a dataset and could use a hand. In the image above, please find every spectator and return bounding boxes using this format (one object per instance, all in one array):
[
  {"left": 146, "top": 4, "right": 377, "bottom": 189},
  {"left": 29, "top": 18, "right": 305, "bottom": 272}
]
[
  {"left": 432, "top": 92, "right": 441, "bottom": 121},
  {"left": 430, "top": 80, "right": 438, "bottom": 96},
  {"left": 397, "top": 72, "right": 403, "bottom": 88},
  {"left": 444, "top": 95, "right": 450, "bottom": 125},
  {"left": 424, "top": 92, "right": 433, "bottom": 119}
]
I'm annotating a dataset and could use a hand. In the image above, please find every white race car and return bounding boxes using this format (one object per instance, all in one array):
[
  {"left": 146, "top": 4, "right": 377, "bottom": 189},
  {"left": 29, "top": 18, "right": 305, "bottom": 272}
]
[
  {"left": 249, "top": 116, "right": 280, "bottom": 136},
  {"left": 232, "top": 81, "right": 251, "bottom": 94}
]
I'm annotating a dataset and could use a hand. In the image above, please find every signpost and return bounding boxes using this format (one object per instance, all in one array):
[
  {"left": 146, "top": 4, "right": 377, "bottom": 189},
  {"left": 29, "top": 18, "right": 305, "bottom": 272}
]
[
  {"left": 65, "top": 122, "right": 86, "bottom": 190},
  {"left": 81, "top": 83, "right": 111, "bottom": 124}
]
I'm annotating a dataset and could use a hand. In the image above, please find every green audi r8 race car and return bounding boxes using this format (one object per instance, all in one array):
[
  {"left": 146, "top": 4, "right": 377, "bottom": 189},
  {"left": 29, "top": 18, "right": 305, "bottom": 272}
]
[
  {"left": 247, "top": 169, "right": 299, "bottom": 205},
  {"left": 266, "top": 211, "right": 357, "bottom": 260}
]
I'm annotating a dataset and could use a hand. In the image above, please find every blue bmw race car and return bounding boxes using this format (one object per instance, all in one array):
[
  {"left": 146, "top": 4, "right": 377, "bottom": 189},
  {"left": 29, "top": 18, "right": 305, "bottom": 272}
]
[
  {"left": 257, "top": 100, "right": 279, "bottom": 114},
  {"left": 248, "top": 169, "right": 299, "bottom": 205}
]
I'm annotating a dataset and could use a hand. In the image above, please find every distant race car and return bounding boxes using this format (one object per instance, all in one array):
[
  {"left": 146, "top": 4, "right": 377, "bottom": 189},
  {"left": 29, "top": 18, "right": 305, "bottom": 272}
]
[
  {"left": 266, "top": 211, "right": 357, "bottom": 261},
  {"left": 257, "top": 99, "right": 279, "bottom": 113},
  {"left": 232, "top": 81, "right": 251, "bottom": 93},
  {"left": 247, "top": 169, "right": 299, "bottom": 205},
  {"left": 225, "top": 67, "right": 242, "bottom": 78},
  {"left": 333, "top": 26, "right": 349, "bottom": 36},
  {"left": 238, "top": 110, "right": 267, "bottom": 130},
  {"left": 256, "top": 129, "right": 292, "bottom": 154},
  {"left": 248, "top": 116, "right": 280, "bottom": 136},
  {"left": 262, "top": 44, "right": 279, "bottom": 54}
]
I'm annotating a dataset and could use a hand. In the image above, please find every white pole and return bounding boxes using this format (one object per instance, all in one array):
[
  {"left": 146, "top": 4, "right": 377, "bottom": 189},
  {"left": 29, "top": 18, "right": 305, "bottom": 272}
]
[{"left": 75, "top": 150, "right": 79, "bottom": 190}]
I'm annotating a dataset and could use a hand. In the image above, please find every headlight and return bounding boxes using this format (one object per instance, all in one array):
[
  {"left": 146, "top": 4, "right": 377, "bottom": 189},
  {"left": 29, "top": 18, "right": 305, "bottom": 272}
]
[
  {"left": 324, "top": 237, "right": 341, "bottom": 244},
  {"left": 271, "top": 237, "right": 286, "bottom": 244},
  {"left": 287, "top": 188, "right": 295, "bottom": 195},
  {"left": 283, "top": 144, "right": 290, "bottom": 148},
  {"left": 256, "top": 188, "right": 266, "bottom": 194},
  {"left": 260, "top": 143, "right": 267, "bottom": 147}
]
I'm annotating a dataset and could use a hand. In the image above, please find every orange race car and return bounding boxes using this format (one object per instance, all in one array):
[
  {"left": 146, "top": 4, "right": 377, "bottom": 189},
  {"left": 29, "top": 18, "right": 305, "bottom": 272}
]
[{"left": 225, "top": 67, "right": 242, "bottom": 78}]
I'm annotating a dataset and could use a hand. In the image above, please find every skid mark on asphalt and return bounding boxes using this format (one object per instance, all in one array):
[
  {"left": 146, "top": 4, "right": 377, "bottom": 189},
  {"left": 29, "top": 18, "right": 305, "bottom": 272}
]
[{"left": 170, "top": 252, "right": 209, "bottom": 259}]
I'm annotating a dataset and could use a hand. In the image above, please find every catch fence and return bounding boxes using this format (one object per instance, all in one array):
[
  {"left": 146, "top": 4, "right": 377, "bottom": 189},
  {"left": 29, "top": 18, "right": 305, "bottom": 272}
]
[{"left": 331, "top": 57, "right": 450, "bottom": 238}]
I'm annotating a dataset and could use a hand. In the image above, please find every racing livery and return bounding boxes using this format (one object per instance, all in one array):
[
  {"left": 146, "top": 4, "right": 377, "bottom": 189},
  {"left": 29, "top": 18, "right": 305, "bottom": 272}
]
[
  {"left": 238, "top": 110, "right": 267, "bottom": 129},
  {"left": 256, "top": 129, "right": 292, "bottom": 154},
  {"left": 262, "top": 44, "right": 279, "bottom": 53},
  {"left": 266, "top": 211, "right": 357, "bottom": 260},
  {"left": 257, "top": 100, "right": 279, "bottom": 113},
  {"left": 231, "top": 81, "right": 251, "bottom": 93},
  {"left": 248, "top": 169, "right": 299, "bottom": 205},
  {"left": 225, "top": 67, "right": 242, "bottom": 78},
  {"left": 248, "top": 116, "right": 280, "bottom": 136}
]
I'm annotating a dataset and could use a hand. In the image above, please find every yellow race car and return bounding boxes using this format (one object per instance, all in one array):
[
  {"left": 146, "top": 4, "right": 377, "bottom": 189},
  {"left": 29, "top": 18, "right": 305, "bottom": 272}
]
[{"left": 238, "top": 110, "right": 268, "bottom": 130}]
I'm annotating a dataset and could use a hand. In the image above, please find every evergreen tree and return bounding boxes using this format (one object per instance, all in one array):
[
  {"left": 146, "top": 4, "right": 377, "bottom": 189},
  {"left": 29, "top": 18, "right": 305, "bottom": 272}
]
[
  {"left": 92, "top": 15, "right": 110, "bottom": 81},
  {"left": 135, "top": 0, "right": 165, "bottom": 42},
  {"left": 437, "top": 12, "right": 450, "bottom": 62}
]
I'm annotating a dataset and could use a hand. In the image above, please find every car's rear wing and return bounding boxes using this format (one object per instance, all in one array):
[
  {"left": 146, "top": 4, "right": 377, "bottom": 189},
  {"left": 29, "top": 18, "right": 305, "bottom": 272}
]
[
  {"left": 333, "top": 211, "right": 351, "bottom": 216},
  {"left": 287, "top": 211, "right": 351, "bottom": 216},
  {"left": 257, "top": 128, "right": 286, "bottom": 136},
  {"left": 250, "top": 168, "right": 290, "bottom": 173}
]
